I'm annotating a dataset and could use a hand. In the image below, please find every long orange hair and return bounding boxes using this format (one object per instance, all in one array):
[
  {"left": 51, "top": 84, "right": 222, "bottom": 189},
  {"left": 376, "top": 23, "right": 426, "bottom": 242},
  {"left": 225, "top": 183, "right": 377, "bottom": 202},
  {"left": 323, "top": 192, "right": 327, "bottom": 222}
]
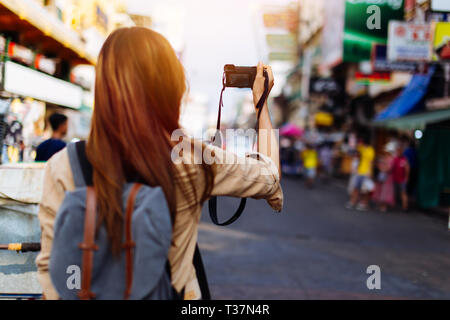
[{"left": 86, "top": 27, "right": 213, "bottom": 255}]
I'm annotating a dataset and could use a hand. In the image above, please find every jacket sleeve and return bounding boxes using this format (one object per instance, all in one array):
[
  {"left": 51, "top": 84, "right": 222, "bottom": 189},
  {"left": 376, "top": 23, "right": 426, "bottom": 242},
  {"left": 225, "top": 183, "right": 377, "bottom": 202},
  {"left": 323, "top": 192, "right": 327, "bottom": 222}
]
[
  {"left": 208, "top": 145, "right": 283, "bottom": 212},
  {"left": 35, "top": 150, "right": 71, "bottom": 300}
]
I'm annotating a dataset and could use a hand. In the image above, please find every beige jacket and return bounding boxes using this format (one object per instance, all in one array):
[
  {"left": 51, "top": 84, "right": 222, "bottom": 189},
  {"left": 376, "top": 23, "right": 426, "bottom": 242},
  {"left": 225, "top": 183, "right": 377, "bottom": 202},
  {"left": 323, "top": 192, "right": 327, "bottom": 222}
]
[{"left": 35, "top": 143, "right": 283, "bottom": 300}]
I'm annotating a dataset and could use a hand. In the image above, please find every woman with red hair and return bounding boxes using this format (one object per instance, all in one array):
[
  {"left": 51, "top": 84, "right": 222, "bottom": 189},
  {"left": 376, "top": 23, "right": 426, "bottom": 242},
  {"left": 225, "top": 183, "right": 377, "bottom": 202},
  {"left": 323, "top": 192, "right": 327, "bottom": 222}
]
[{"left": 36, "top": 27, "right": 283, "bottom": 300}]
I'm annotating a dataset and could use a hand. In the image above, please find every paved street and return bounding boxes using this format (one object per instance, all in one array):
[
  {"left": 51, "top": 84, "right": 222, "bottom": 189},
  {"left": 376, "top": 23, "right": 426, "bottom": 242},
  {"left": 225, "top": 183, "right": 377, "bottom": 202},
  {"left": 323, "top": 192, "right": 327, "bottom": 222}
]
[{"left": 198, "top": 177, "right": 450, "bottom": 300}]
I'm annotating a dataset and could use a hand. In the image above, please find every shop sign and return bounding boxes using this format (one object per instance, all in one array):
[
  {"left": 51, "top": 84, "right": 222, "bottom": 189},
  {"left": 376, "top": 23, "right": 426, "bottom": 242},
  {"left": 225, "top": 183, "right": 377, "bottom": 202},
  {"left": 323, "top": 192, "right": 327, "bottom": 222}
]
[
  {"left": 431, "top": 0, "right": 450, "bottom": 12},
  {"left": 387, "top": 21, "right": 432, "bottom": 61},
  {"left": 432, "top": 22, "right": 450, "bottom": 61},
  {"left": 344, "top": 0, "right": 405, "bottom": 62},
  {"left": 34, "top": 54, "right": 57, "bottom": 75},
  {"left": 268, "top": 51, "right": 297, "bottom": 61},
  {"left": 3, "top": 61, "right": 82, "bottom": 109},
  {"left": 428, "top": 11, "right": 450, "bottom": 23},
  {"left": 266, "top": 34, "right": 296, "bottom": 51},
  {"left": 373, "top": 44, "right": 422, "bottom": 72},
  {"left": 355, "top": 71, "right": 391, "bottom": 84},
  {"left": 321, "top": 0, "right": 345, "bottom": 69},
  {"left": 8, "top": 42, "right": 34, "bottom": 66},
  {"left": 263, "top": 6, "right": 298, "bottom": 33}
]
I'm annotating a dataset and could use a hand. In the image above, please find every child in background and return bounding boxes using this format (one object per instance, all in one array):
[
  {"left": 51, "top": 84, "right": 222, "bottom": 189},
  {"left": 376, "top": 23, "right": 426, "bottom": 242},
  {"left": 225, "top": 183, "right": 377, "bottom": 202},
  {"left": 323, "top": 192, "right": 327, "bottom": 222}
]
[
  {"left": 347, "top": 137, "right": 375, "bottom": 211},
  {"left": 373, "top": 142, "right": 395, "bottom": 212},
  {"left": 319, "top": 142, "right": 333, "bottom": 182},
  {"left": 392, "top": 143, "right": 410, "bottom": 211},
  {"left": 301, "top": 143, "right": 318, "bottom": 188}
]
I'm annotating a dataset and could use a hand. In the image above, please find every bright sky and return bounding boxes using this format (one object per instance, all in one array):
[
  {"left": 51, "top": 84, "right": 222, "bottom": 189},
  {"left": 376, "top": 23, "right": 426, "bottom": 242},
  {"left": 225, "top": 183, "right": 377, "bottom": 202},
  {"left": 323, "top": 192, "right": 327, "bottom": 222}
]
[{"left": 127, "top": 0, "right": 293, "bottom": 124}]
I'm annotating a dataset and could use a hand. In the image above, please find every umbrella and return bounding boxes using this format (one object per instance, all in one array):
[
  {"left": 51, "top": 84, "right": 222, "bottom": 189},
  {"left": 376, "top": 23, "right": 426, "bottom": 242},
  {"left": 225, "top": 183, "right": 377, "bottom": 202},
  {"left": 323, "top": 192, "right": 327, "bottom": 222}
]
[{"left": 280, "top": 123, "right": 303, "bottom": 138}]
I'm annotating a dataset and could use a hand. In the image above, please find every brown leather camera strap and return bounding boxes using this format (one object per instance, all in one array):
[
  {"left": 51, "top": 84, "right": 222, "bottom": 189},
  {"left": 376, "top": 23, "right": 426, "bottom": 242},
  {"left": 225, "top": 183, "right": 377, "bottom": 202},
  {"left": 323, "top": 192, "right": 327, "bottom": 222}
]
[
  {"left": 208, "top": 70, "right": 269, "bottom": 226},
  {"left": 78, "top": 186, "right": 98, "bottom": 300},
  {"left": 123, "top": 183, "right": 142, "bottom": 300}
]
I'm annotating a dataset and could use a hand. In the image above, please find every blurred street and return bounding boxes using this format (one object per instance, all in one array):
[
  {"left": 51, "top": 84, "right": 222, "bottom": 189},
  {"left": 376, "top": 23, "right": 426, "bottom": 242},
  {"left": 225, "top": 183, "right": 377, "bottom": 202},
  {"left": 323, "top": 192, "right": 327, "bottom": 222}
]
[
  {"left": 199, "top": 177, "right": 450, "bottom": 300},
  {"left": 1, "top": 0, "right": 450, "bottom": 301}
]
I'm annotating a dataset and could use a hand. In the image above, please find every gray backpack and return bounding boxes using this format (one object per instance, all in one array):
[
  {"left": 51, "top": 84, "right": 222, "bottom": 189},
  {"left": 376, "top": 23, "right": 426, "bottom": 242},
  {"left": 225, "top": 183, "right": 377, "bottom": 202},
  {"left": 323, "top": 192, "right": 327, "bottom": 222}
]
[{"left": 49, "top": 141, "right": 180, "bottom": 300}]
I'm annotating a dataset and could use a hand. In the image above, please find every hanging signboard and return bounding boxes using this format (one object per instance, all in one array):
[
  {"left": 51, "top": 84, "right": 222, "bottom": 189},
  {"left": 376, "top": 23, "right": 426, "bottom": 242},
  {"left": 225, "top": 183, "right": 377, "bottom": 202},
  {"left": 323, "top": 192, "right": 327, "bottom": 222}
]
[
  {"left": 431, "top": 0, "right": 450, "bottom": 12},
  {"left": 355, "top": 71, "right": 391, "bottom": 84},
  {"left": 266, "top": 34, "right": 296, "bottom": 51},
  {"left": 262, "top": 5, "right": 298, "bottom": 33},
  {"left": 268, "top": 51, "right": 297, "bottom": 61},
  {"left": 343, "top": 0, "right": 405, "bottom": 62},
  {"left": 373, "top": 44, "right": 421, "bottom": 72},
  {"left": 8, "top": 42, "right": 34, "bottom": 66},
  {"left": 320, "top": 0, "right": 345, "bottom": 70},
  {"left": 3, "top": 61, "right": 83, "bottom": 109},
  {"left": 34, "top": 54, "right": 57, "bottom": 75},
  {"left": 432, "top": 22, "right": 450, "bottom": 61},
  {"left": 387, "top": 21, "right": 432, "bottom": 61}
]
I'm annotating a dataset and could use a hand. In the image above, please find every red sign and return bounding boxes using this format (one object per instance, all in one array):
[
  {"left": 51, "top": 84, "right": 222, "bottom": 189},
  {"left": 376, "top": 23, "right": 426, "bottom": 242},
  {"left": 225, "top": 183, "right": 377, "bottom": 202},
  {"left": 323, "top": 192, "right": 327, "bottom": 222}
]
[{"left": 355, "top": 71, "right": 391, "bottom": 83}]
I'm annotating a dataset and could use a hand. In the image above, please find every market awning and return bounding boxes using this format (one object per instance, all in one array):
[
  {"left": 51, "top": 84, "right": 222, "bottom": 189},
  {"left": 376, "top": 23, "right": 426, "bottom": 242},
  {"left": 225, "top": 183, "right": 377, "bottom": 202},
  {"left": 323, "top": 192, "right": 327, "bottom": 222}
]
[
  {"left": 373, "top": 108, "right": 450, "bottom": 130},
  {"left": 374, "top": 66, "right": 435, "bottom": 121},
  {"left": 0, "top": 0, "right": 95, "bottom": 65}
]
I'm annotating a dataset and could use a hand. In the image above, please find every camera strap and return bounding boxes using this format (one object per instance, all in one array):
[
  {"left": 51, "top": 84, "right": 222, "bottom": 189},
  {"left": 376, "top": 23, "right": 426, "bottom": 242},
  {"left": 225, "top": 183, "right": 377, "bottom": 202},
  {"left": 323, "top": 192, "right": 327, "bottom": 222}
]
[{"left": 208, "top": 71, "right": 269, "bottom": 226}]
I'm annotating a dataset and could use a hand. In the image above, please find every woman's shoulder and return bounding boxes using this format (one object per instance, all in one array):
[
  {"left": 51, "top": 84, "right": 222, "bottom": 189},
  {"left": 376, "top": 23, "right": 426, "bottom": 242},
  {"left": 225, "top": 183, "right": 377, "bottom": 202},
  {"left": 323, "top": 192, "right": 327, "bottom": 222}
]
[{"left": 45, "top": 147, "right": 75, "bottom": 190}]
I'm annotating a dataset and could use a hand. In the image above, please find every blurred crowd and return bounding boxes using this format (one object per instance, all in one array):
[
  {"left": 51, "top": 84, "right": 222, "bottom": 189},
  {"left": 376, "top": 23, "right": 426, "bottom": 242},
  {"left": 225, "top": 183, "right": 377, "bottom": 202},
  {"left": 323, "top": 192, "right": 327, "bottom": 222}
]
[{"left": 280, "top": 127, "right": 418, "bottom": 213}]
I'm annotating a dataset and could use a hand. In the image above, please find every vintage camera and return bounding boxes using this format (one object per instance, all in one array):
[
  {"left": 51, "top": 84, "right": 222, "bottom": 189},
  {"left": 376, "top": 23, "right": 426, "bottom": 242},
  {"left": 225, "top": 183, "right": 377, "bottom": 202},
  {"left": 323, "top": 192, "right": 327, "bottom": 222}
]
[{"left": 224, "top": 64, "right": 257, "bottom": 88}]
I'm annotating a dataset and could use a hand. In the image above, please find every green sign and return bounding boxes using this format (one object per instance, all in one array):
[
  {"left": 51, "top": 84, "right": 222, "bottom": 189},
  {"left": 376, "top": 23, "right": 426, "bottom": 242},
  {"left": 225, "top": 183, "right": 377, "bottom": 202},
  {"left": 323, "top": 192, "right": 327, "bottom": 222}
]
[{"left": 343, "top": 0, "right": 405, "bottom": 62}]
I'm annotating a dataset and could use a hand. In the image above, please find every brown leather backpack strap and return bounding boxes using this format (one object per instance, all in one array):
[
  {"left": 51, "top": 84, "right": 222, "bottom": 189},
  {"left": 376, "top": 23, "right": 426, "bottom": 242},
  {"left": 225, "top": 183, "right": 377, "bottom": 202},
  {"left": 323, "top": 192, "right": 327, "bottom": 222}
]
[
  {"left": 78, "top": 186, "right": 98, "bottom": 300},
  {"left": 123, "top": 183, "right": 142, "bottom": 300}
]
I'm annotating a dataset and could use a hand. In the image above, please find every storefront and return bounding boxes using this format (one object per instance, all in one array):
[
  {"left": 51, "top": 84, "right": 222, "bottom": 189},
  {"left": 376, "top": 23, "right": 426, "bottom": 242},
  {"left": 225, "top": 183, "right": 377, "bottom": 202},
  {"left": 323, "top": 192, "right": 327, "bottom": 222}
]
[{"left": 0, "top": 1, "right": 95, "bottom": 164}]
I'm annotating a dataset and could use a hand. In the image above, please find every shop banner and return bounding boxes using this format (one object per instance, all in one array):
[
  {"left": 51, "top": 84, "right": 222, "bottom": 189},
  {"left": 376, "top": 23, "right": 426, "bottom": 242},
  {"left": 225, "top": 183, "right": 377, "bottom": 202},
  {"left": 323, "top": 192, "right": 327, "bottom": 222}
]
[
  {"left": 344, "top": 0, "right": 405, "bottom": 62},
  {"left": 266, "top": 34, "right": 296, "bottom": 51},
  {"left": 387, "top": 21, "right": 432, "bottom": 61},
  {"left": 432, "top": 22, "right": 450, "bottom": 60},
  {"left": 320, "top": 0, "right": 345, "bottom": 70},
  {"left": 3, "top": 61, "right": 83, "bottom": 109},
  {"left": 373, "top": 44, "right": 420, "bottom": 72},
  {"left": 355, "top": 71, "right": 391, "bottom": 84}
]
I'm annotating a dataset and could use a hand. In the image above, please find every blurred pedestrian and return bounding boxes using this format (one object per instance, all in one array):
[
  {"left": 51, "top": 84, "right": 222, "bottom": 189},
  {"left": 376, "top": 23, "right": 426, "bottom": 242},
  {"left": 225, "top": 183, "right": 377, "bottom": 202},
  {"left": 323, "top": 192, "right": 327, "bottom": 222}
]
[
  {"left": 35, "top": 113, "right": 68, "bottom": 162},
  {"left": 347, "top": 149, "right": 359, "bottom": 195},
  {"left": 35, "top": 28, "right": 283, "bottom": 300},
  {"left": 319, "top": 141, "right": 333, "bottom": 182},
  {"left": 392, "top": 142, "right": 410, "bottom": 211},
  {"left": 402, "top": 137, "right": 418, "bottom": 197},
  {"left": 346, "top": 136, "right": 375, "bottom": 211},
  {"left": 372, "top": 142, "right": 395, "bottom": 212},
  {"left": 301, "top": 143, "right": 318, "bottom": 188}
]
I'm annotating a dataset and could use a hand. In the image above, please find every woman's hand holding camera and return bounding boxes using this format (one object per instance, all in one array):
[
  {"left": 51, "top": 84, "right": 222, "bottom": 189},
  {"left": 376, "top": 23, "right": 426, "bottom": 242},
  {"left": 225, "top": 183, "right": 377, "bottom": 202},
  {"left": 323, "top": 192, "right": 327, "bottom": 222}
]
[
  {"left": 252, "top": 61, "right": 274, "bottom": 110},
  {"left": 251, "top": 61, "right": 280, "bottom": 178}
]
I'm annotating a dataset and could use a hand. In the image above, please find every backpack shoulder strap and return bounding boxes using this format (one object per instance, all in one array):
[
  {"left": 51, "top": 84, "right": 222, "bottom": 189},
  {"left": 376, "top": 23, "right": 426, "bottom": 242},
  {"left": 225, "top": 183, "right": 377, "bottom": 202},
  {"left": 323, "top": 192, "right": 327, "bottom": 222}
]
[
  {"left": 123, "top": 183, "right": 142, "bottom": 300},
  {"left": 77, "top": 186, "right": 98, "bottom": 300},
  {"left": 67, "top": 141, "right": 93, "bottom": 187}
]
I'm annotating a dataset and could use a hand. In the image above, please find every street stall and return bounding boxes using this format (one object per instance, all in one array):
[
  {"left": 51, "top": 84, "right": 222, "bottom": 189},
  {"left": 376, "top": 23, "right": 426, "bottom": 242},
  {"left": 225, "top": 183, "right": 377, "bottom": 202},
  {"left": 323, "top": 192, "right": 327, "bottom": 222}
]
[{"left": 0, "top": 162, "right": 45, "bottom": 297}]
